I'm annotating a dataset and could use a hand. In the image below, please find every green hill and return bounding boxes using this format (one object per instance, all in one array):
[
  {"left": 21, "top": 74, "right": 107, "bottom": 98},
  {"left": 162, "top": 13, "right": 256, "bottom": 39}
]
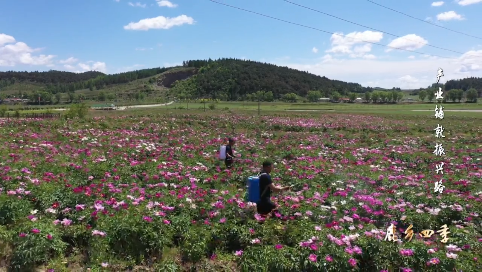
[{"left": 1, "top": 58, "right": 480, "bottom": 104}]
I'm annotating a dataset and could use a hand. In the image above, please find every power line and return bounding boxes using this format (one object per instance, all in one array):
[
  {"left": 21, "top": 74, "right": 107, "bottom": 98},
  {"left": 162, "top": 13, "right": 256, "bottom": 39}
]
[
  {"left": 207, "top": 0, "right": 460, "bottom": 60},
  {"left": 365, "top": 0, "right": 482, "bottom": 40},
  {"left": 282, "top": 0, "right": 465, "bottom": 55}
]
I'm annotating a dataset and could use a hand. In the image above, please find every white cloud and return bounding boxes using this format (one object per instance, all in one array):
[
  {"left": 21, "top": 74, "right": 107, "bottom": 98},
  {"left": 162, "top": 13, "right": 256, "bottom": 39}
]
[
  {"left": 116, "top": 64, "right": 144, "bottom": 73},
  {"left": 326, "top": 31, "right": 383, "bottom": 58},
  {"left": 135, "top": 47, "right": 153, "bottom": 51},
  {"left": 431, "top": 1, "right": 444, "bottom": 6},
  {"left": 78, "top": 62, "right": 107, "bottom": 73},
  {"left": 59, "top": 57, "right": 78, "bottom": 64},
  {"left": 123, "top": 15, "right": 194, "bottom": 31},
  {"left": 408, "top": 55, "right": 415, "bottom": 59},
  {"left": 397, "top": 75, "right": 419, "bottom": 89},
  {"left": 156, "top": 0, "right": 177, "bottom": 8},
  {"left": 312, "top": 47, "right": 318, "bottom": 53},
  {"left": 456, "top": 50, "right": 482, "bottom": 72},
  {"left": 62, "top": 61, "right": 107, "bottom": 73},
  {"left": 276, "top": 49, "right": 482, "bottom": 89},
  {"left": 456, "top": 0, "right": 482, "bottom": 6},
  {"left": 0, "top": 33, "right": 55, "bottom": 67},
  {"left": 386, "top": 34, "right": 428, "bottom": 52},
  {"left": 437, "top": 11, "right": 464, "bottom": 21},
  {"left": 128, "top": 2, "right": 146, "bottom": 8}
]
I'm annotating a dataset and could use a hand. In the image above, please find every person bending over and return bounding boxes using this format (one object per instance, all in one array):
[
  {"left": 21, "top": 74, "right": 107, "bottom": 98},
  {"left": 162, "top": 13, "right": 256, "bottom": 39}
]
[{"left": 257, "top": 160, "right": 290, "bottom": 218}]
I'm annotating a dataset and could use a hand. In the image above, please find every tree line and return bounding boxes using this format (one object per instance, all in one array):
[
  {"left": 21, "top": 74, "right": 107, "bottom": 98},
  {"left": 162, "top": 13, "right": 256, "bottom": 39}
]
[
  {"left": 418, "top": 87, "right": 478, "bottom": 102},
  {"left": 0, "top": 67, "right": 170, "bottom": 95}
]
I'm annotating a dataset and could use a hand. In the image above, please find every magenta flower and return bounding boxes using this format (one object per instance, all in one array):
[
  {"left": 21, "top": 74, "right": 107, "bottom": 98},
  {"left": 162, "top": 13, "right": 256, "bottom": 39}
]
[
  {"left": 46, "top": 234, "right": 53, "bottom": 240},
  {"left": 348, "top": 258, "right": 357, "bottom": 267},
  {"left": 235, "top": 250, "right": 243, "bottom": 256},
  {"left": 325, "top": 255, "right": 333, "bottom": 262},
  {"left": 400, "top": 249, "right": 414, "bottom": 256},
  {"left": 19, "top": 233, "right": 27, "bottom": 237},
  {"left": 427, "top": 258, "right": 440, "bottom": 265},
  {"left": 275, "top": 244, "right": 283, "bottom": 250},
  {"left": 31, "top": 228, "right": 40, "bottom": 234},
  {"left": 308, "top": 254, "right": 317, "bottom": 262}
]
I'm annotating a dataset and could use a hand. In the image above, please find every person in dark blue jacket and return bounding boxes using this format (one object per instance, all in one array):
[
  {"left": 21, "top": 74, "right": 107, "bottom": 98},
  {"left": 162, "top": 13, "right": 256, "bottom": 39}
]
[{"left": 257, "top": 160, "right": 291, "bottom": 217}]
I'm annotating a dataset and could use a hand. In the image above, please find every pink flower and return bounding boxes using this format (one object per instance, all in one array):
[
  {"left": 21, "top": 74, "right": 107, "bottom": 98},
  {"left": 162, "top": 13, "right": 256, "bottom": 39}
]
[
  {"left": 46, "top": 234, "right": 53, "bottom": 240},
  {"left": 308, "top": 254, "right": 317, "bottom": 262},
  {"left": 143, "top": 216, "right": 153, "bottom": 222},
  {"left": 235, "top": 250, "right": 243, "bottom": 256},
  {"left": 19, "top": 233, "right": 27, "bottom": 237},
  {"left": 31, "top": 228, "right": 40, "bottom": 234},
  {"left": 427, "top": 258, "right": 440, "bottom": 265},
  {"left": 348, "top": 258, "right": 357, "bottom": 267},
  {"left": 325, "top": 255, "right": 333, "bottom": 262},
  {"left": 275, "top": 244, "right": 283, "bottom": 250},
  {"left": 219, "top": 218, "right": 226, "bottom": 223},
  {"left": 400, "top": 249, "right": 414, "bottom": 256}
]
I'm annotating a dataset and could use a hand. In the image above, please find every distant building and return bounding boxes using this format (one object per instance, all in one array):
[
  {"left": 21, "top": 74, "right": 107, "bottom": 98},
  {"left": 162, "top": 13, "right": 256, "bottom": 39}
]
[
  {"left": 0, "top": 98, "right": 29, "bottom": 104},
  {"left": 318, "top": 98, "right": 330, "bottom": 102}
]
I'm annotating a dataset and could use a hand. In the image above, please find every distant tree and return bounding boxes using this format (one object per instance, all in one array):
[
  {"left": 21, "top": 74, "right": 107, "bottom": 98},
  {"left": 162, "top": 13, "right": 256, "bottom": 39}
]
[
  {"left": 426, "top": 88, "right": 435, "bottom": 102},
  {"left": 307, "top": 90, "right": 322, "bottom": 102},
  {"left": 364, "top": 92, "right": 371, "bottom": 102},
  {"left": 264, "top": 91, "right": 274, "bottom": 102},
  {"left": 448, "top": 89, "right": 457, "bottom": 102},
  {"left": 418, "top": 90, "right": 427, "bottom": 102},
  {"left": 466, "top": 88, "right": 478, "bottom": 102},
  {"left": 282, "top": 93, "right": 298, "bottom": 102},
  {"left": 55, "top": 93, "right": 62, "bottom": 104},
  {"left": 371, "top": 92, "right": 380, "bottom": 103},
  {"left": 68, "top": 91, "right": 75, "bottom": 103},
  {"left": 348, "top": 92, "right": 357, "bottom": 102},
  {"left": 98, "top": 91, "right": 106, "bottom": 101},
  {"left": 331, "top": 91, "right": 341, "bottom": 102},
  {"left": 455, "top": 89, "right": 463, "bottom": 102}
]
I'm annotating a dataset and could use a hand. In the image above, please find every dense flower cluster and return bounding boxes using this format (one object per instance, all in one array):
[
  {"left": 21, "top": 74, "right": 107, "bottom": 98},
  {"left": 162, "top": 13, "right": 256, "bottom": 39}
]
[{"left": 0, "top": 113, "right": 480, "bottom": 271}]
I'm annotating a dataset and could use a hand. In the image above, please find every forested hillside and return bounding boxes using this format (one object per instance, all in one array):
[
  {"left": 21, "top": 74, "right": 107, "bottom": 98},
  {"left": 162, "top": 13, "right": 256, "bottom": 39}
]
[
  {"left": 445, "top": 77, "right": 482, "bottom": 98},
  {"left": 4, "top": 58, "right": 480, "bottom": 104},
  {"left": 173, "top": 58, "right": 373, "bottom": 101},
  {"left": 0, "top": 67, "right": 169, "bottom": 94}
]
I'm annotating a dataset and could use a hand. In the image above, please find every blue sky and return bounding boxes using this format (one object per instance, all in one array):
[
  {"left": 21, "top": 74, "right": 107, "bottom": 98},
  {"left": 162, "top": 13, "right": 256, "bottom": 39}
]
[{"left": 1, "top": 0, "right": 482, "bottom": 89}]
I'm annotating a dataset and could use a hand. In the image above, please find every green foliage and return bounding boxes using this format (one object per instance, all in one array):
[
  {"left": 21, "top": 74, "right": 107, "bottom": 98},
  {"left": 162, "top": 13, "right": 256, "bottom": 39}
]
[
  {"left": 9, "top": 221, "right": 67, "bottom": 270},
  {"left": 0, "top": 105, "right": 7, "bottom": 117},
  {"left": 64, "top": 103, "right": 88, "bottom": 119},
  {"left": 466, "top": 88, "right": 478, "bottom": 102},
  {"left": 306, "top": 90, "right": 322, "bottom": 102},
  {"left": 180, "top": 58, "right": 370, "bottom": 100},
  {"left": 418, "top": 90, "right": 427, "bottom": 101},
  {"left": 0, "top": 194, "right": 32, "bottom": 225}
]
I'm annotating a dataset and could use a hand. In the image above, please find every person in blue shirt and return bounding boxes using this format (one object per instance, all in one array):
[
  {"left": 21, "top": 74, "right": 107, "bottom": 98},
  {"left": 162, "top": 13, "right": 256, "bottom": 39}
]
[
  {"left": 224, "top": 137, "right": 236, "bottom": 169},
  {"left": 257, "top": 160, "right": 291, "bottom": 218}
]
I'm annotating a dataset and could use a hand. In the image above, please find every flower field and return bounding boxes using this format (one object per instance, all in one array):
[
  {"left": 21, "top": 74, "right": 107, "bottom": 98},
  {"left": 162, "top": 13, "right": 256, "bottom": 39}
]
[{"left": 0, "top": 113, "right": 481, "bottom": 271}]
